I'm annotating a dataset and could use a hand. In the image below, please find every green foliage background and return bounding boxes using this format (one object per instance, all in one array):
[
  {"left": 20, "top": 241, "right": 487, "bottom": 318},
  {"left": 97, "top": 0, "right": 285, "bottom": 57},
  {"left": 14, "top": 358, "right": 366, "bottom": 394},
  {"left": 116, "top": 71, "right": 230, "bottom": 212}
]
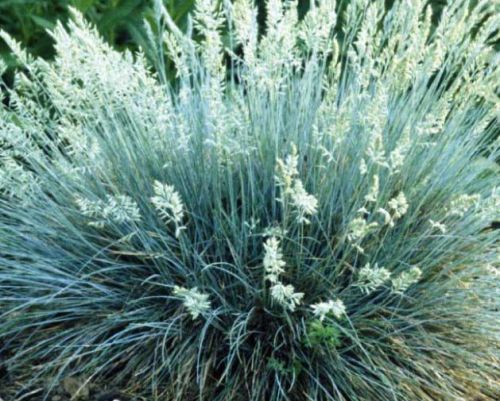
[{"left": 0, "top": 0, "right": 195, "bottom": 80}]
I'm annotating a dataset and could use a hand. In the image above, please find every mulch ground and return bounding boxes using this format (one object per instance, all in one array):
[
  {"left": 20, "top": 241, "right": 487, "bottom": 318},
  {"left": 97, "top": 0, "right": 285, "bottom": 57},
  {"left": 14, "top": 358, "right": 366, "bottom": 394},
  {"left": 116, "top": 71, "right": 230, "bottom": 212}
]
[
  {"left": 0, "top": 338, "right": 141, "bottom": 401},
  {"left": 0, "top": 368, "right": 138, "bottom": 401}
]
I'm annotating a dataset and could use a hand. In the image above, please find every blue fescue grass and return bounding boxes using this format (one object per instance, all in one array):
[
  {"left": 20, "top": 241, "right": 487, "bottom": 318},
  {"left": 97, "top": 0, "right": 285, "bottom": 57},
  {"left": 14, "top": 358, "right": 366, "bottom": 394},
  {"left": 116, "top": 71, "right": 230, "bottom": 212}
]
[{"left": 0, "top": 0, "right": 499, "bottom": 400}]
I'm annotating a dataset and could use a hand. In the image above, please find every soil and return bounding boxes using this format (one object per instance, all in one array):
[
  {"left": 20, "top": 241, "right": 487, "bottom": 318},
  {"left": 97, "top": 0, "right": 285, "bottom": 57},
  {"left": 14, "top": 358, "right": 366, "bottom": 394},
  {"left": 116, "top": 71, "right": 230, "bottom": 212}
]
[
  {"left": 0, "top": 337, "right": 141, "bottom": 401},
  {"left": 0, "top": 371, "right": 138, "bottom": 401}
]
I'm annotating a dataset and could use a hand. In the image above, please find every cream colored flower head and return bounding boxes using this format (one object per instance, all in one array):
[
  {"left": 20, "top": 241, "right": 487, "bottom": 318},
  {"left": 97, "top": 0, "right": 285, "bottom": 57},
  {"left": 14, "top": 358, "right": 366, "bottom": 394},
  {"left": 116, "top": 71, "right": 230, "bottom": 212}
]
[
  {"left": 311, "top": 299, "right": 346, "bottom": 321},
  {"left": 173, "top": 286, "right": 211, "bottom": 320},
  {"left": 270, "top": 283, "right": 304, "bottom": 311}
]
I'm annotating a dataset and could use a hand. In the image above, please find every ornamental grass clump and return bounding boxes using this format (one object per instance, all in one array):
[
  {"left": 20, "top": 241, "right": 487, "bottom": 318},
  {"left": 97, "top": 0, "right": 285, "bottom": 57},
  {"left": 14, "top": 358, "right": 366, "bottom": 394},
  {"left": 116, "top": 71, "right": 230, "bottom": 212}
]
[{"left": 0, "top": 0, "right": 499, "bottom": 400}]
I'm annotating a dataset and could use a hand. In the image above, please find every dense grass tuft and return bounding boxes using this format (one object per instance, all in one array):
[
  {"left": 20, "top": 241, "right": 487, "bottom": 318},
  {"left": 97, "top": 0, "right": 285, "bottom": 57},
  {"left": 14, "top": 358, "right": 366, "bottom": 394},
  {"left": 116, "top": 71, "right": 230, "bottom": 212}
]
[{"left": 1, "top": 1, "right": 499, "bottom": 400}]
